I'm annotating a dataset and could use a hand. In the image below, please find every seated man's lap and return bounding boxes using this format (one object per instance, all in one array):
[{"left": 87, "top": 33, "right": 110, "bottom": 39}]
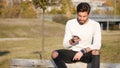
[
  {"left": 56, "top": 49, "right": 92, "bottom": 63},
  {"left": 80, "top": 51, "right": 92, "bottom": 63}
]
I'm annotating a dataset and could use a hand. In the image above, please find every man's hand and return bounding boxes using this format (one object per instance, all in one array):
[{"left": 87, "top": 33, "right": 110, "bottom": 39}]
[
  {"left": 69, "top": 36, "right": 81, "bottom": 45},
  {"left": 73, "top": 51, "right": 83, "bottom": 61}
]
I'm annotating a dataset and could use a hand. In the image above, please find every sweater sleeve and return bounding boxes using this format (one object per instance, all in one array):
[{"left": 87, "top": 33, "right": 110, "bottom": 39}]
[
  {"left": 89, "top": 23, "right": 102, "bottom": 50},
  {"left": 63, "top": 21, "right": 73, "bottom": 48}
]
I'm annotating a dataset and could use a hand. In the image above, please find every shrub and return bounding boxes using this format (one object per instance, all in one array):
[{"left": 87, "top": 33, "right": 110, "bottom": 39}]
[
  {"left": 0, "top": 5, "right": 20, "bottom": 18},
  {"left": 0, "top": 1, "right": 36, "bottom": 18},
  {"left": 19, "top": 1, "right": 36, "bottom": 18},
  {"left": 47, "top": 8, "right": 63, "bottom": 14},
  {"left": 52, "top": 15, "right": 70, "bottom": 24}
]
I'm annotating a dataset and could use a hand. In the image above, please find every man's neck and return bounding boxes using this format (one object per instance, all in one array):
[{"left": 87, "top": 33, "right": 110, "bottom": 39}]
[{"left": 77, "top": 18, "right": 89, "bottom": 25}]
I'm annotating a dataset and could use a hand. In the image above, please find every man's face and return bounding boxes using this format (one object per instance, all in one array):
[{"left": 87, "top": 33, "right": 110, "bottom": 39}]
[{"left": 77, "top": 12, "right": 89, "bottom": 25}]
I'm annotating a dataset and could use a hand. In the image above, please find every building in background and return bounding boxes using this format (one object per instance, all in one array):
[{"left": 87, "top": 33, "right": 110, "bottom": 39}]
[
  {"left": 72, "top": 0, "right": 91, "bottom": 6},
  {"left": 71, "top": 0, "right": 113, "bottom": 13}
]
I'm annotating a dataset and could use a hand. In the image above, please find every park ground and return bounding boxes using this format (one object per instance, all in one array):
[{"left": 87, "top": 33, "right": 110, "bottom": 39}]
[{"left": 0, "top": 19, "right": 120, "bottom": 68}]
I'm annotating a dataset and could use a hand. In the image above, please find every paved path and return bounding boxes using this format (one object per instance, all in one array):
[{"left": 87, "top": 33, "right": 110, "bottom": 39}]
[
  {"left": 100, "top": 63, "right": 120, "bottom": 68},
  {"left": 66, "top": 62, "right": 120, "bottom": 68},
  {"left": 0, "top": 38, "right": 29, "bottom": 41}
]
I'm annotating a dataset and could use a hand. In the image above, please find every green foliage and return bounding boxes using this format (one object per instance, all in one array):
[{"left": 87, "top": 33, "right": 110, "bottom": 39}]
[
  {"left": 48, "top": 8, "right": 63, "bottom": 14},
  {"left": 61, "top": 0, "right": 71, "bottom": 13},
  {"left": 0, "top": 0, "right": 5, "bottom": 16},
  {"left": 0, "top": 1, "right": 36, "bottom": 18},
  {"left": 61, "top": 0, "right": 73, "bottom": 17},
  {"left": 20, "top": 1, "right": 36, "bottom": 18},
  {"left": 52, "top": 15, "right": 70, "bottom": 24},
  {"left": 105, "top": 0, "right": 120, "bottom": 15},
  {"left": 32, "top": 0, "right": 49, "bottom": 10},
  {"left": 0, "top": 0, "right": 4, "bottom": 8},
  {"left": 0, "top": 5, "right": 20, "bottom": 18}
]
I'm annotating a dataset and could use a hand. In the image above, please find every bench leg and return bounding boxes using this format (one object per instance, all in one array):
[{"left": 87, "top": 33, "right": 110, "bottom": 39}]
[{"left": 91, "top": 55, "right": 100, "bottom": 68}]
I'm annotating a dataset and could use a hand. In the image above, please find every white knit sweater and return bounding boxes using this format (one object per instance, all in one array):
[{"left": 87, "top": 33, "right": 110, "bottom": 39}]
[{"left": 63, "top": 18, "right": 101, "bottom": 51}]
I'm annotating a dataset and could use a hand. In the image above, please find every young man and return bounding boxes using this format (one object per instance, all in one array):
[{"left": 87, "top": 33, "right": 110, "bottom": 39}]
[{"left": 51, "top": 2, "right": 101, "bottom": 68}]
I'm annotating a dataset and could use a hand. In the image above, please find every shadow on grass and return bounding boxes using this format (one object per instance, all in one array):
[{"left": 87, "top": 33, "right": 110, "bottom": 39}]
[
  {"left": 33, "top": 51, "right": 44, "bottom": 59},
  {"left": 33, "top": 51, "right": 40, "bottom": 54},
  {"left": 0, "top": 51, "right": 10, "bottom": 56}
]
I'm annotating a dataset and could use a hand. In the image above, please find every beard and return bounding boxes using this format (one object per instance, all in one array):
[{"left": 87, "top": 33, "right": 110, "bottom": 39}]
[{"left": 77, "top": 18, "right": 88, "bottom": 25}]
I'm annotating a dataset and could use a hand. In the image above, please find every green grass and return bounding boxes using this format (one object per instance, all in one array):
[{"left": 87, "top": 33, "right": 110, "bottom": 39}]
[
  {"left": 0, "top": 19, "right": 120, "bottom": 68},
  {"left": 100, "top": 31, "right": 120, "bottom": 63},
  {"left": 0, "top": 18, "right": 65, "bottom": 68}
]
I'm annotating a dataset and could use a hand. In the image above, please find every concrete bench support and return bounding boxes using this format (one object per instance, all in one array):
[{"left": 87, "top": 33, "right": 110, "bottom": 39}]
[
  {"left": 11, "top": 58, "right": 54, "bottom": 68},
  {"left": 11, "top": 58, "right": 120, "bottom": 68},
  {"left": 11, "top": 58, "right": 89, "bottom": 68},
  {"left": 66, "top": 62, "right": 91, "bottom": 68}
]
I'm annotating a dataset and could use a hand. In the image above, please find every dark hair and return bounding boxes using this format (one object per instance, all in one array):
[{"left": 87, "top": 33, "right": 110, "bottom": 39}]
[{"left": 77, "top": 2, "right": 91, "bottom": 14}]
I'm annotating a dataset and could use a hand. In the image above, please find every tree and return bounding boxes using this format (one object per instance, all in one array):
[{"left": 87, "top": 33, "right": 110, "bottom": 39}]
[
  {"left": 32, "top": 0, "right": 61, "bottom": 60},
  {"left": 32, "top": 0, "right": 48, "bottom": 60}
]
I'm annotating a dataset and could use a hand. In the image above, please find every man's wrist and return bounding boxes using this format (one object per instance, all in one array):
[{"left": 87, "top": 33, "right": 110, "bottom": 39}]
[{"left": 80, "top": 48, "right": 87, "bottom": 54}]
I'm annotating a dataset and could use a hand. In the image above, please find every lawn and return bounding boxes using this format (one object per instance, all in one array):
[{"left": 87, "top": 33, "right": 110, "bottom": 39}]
[
  {"left": 101, "top": 31, "right": 120, "bottom": 62},
  {"left": 0, "top": 19, "right": 120, "bottom": 68}
]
